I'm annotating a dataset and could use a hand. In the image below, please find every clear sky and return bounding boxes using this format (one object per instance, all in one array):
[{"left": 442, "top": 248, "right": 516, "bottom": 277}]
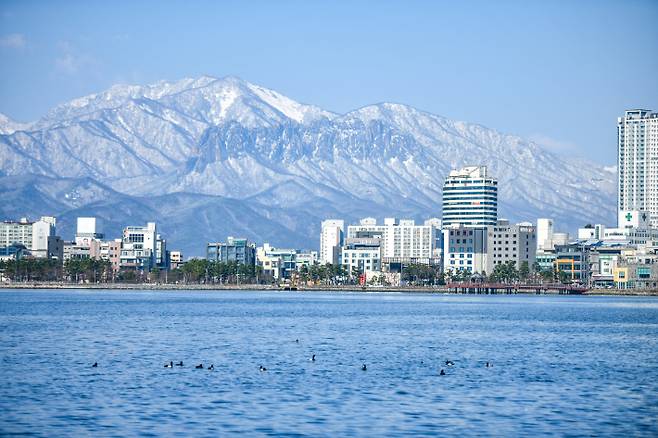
[{"left": 1, "top": 0, "right": 657, "bottom": 165}]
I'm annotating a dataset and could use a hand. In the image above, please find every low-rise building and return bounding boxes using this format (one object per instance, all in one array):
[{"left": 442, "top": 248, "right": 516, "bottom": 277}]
[
  {"left": 91, "top": 239, "right": 122, "bottom": 272},
  {"left": 207, "top": 237, "right": 256, "bottom": 266},
  {"left": 120, "top": 222, "right": 158, "bottom": 271},
  {"left": 341, "top": 237, "right": 382, "bottom": 277},
  {"left": 169, "top": 251, "right": 183, "bottom": 270}
]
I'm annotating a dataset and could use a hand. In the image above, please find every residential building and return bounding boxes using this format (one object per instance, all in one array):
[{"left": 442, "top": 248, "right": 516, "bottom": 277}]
[
  {"left": 347, "top": 217, "right": 437, "bottom": 265},
  {"left": 89, "top": 239, "right": 122, "bottom": 272},
  {"left": 617, "top": 109, "right": 658, "bottom": 228},
  {"left": 256, "top": 243, "right": 296, "bottom": 280},
  {"left": 613, "top": 248, "right": 658, "bottom": 289},
  {"left": 1, "top": 216, "right": 61, "bottom": 260},
  {"left": 120, "top": 222, "right": 158, "bottom": 271},
  {"left": 442, "top": 165, "right": 497, "bottom": 227},
  {"left": 207, "top": 237, "right": 256, "bottom": 266},
  {"left": 0, "top": 218, "right": 33, "bottom": 255},
  {"left": 63, "top": 241, "right": 92, "bottom": 261},
  {"left": 341, "top": 238, "right": 382, "bottom": 276},
  {"left": 320, "top": 219, "right": 344, "bottom": 265},
  {"left": 155, "top": 234, "right": 168, "bottom": 269},
  {"left": 169, "top": 251, "right": 183, "bottom": 270},
  {"left": 295, "top": 250, "right": 318, "bottom": 270}
]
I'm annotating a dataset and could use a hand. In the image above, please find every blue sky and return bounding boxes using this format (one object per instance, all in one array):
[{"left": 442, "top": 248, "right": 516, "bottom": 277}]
[{"left": 1, "top": 0, "right": 656, "bottom": 164}]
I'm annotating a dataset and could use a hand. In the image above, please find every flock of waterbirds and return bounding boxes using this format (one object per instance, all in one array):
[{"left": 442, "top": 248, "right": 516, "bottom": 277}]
[{"left": 90, "top": 339, "right": 493, "bottom": 375}]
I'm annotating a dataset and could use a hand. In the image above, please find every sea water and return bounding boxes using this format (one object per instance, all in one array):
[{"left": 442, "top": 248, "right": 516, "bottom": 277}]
[{"left": 1, "top": 290, "right": 657, "bottom": 436}]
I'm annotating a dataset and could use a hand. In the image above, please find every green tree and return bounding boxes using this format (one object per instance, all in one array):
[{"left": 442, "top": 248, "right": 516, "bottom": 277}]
[{"left": 519, "top": 261, "right": 530, "bottom": 283}]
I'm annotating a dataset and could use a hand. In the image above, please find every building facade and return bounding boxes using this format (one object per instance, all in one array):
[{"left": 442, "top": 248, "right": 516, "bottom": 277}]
[
  {"left": 207, "top": 237, "right": 256, "bottom": 266},
  {"left": 347, "top": 217, "right": 437, "bottom": 262},
  {"left": 487, "top": 220, "right": 537, "bottom": 273},
  {"left": 320, "top": 219, "right": 344, "bottom": 265},
  {"left": 120, "top": 222, "right": 158, "bottom": 271},
  {"left": 341, "top": 237, "right": 383, "bottom": 276},
  {"left": 442, "top": 225, "right": 489, "bottom": 274},
  {"left": 442, "top": 166, "right": 497, "bottom": 227},
  {"left": 617, "top": 109, "right": 658, "bottom": 228}
]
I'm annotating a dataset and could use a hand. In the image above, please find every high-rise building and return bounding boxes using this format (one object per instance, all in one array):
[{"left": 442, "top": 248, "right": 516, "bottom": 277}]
[
  {"left": 442, "top": 166, "right": 498, "bottom": 227},
  {"left": 320, "top": 219, "right": 344, "bottom": 265},
  {"left": 536, "top": 218, "right": 554, "bottom": 250},
  {"left": 617, "top": 109, "right": 658, "bottom": 228}
]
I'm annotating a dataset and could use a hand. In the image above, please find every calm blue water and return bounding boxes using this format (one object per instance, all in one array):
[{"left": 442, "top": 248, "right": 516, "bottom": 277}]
[{"left": 1, "top": 290, "right": 657, "bottom": 436}]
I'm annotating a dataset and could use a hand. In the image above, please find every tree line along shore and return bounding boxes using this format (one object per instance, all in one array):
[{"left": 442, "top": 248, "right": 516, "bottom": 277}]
[{"left": 1, "top": 258, "right": 656, "bottom": 295}]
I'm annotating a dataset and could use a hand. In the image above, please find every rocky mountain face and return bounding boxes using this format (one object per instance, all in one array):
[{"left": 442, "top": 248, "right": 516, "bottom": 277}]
[{"left": 0, "top": 76, "right": 616, "bottom": 256}]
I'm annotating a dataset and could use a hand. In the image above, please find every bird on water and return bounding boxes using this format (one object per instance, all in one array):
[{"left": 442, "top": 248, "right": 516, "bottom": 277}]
[
  {"left": 486, "top": 361, "right": 492, "bottom": 368},
  {"left": 362, "top": 364, "right": 367, "bottom": 371},
  {"left": 208, "top": 364, "right": 214, "bottom": 371},
  {"left": 311, "top": 354, "right": 316, "bottom": 362},
  {"left": 259, "top": 365, "right": 267, "bottom": 372},
  {"left": 195, "top": 364, "right": 204, "bottom": 369},
  {"left": 92, "top": 362, "right": 98, "bottom": 368},
  {"left": 445, "top": 360, "right": 455, "bottom": 366},
  {"left": 440, "top": 369, "right": 446, "bottom": 376},
  {"left": 164, "top": 361, "right": 173, "bottom": 368},
  {"left": 176, "top": 361, "right": 183, "bottom": 367}
]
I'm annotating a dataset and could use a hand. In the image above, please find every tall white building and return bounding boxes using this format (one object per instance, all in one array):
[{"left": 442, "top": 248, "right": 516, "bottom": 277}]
[
  {"left": 618, "top": 109, "right": 658, "bottom": 228},
  {"left": 442, "top": 166, "right": 498, "bottom": 227},
  {"left": 75, "top": 217, "right": 103, "bottom": 246},
  {"left": 536, "top": 218, "right": 554, "bottom": 250},
  {"left": 31, "top": 216, "right": 57, "bottom": 257},
  {"left": 320, "top": 219, "right": 344, "bottom": 265}
]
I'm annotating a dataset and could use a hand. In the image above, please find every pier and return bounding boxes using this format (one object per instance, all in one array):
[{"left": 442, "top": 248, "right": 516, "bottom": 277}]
[{"left": 445, "top": 282, "right": 588, "bottom": 295}]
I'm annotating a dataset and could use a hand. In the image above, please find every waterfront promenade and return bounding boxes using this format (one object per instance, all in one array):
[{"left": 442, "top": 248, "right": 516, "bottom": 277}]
[{"left": 2, "top": 281, "right": 656, "bottom": 296}]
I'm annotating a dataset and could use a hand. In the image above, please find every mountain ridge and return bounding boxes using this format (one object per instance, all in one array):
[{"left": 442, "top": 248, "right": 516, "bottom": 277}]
[{"left": 0, "top": 75, "right": 617, "bottom": 256}]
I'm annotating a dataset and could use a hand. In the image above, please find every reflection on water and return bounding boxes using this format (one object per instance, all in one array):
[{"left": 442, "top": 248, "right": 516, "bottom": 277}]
[{"left": 1, "top": 290, "right": 657, "bottom": 435}]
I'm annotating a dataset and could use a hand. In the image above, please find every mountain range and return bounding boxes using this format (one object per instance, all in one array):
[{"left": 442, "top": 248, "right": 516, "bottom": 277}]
[{"left": 0, "top": 75, "right": 616, "bottom": 256}]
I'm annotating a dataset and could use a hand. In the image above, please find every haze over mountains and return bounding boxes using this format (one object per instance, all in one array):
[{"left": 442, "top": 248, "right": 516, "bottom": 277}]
[{"left": 0, "top": 75, "right": 616, "bottom": 256}]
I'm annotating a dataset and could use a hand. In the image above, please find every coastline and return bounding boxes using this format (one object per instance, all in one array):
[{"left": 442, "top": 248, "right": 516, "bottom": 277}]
[{"left": 1, "top": 282, "right": 657, "bottom": 296}]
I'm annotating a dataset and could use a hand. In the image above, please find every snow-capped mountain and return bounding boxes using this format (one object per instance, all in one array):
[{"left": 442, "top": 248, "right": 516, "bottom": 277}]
[{"left": 0, "top": 76, "right": 616, "bottom": 255}]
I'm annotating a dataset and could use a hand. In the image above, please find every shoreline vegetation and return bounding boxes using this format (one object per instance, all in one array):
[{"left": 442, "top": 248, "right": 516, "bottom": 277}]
[{"left": 1, "top": 282, "right": 656, "bottom": 296}]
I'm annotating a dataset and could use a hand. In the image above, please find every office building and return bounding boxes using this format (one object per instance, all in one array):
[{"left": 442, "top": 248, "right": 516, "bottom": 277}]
[
  {"left": 617, "top": 109, "right": 658, "bottom": 228},
  {"left": 487, "top": 220, "right": 537, "bottom": 273},
  {"left": 442, "top": 166, "right": 497, "bottom": 227},
  {"left": 442, "top": 225, "right": 489, "bottom": 273}
]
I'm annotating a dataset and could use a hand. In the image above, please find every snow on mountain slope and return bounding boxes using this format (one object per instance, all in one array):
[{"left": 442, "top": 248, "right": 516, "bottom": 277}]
[
  {"left": 0, "top": 76, "right": 617, "bottom": 252},
  {"left": 0, "top": 113, "right": 31, "bottom": 135}
]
